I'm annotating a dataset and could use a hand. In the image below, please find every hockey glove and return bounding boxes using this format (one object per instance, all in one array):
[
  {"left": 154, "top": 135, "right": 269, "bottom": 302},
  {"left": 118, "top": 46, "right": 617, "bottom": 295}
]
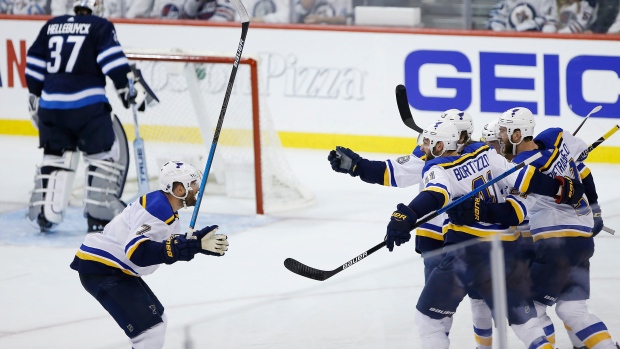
[
  {"left": 327, "top": 146, "right": 362, "bottom": 177},
  {"left": 163, "top": 234, "right": 200, "bottom": 264},
  {"left": 195, "top": 225, "right": 229, "bottom": 256},
  {"left": 590, "top": 203, "right": 604, "bottom": 237},
  {"left": 28, "top": 93, "right": 39, "bottom": 129},
  {"left": 554, "top": 176, "right": 585, "bottom": 205},
  {"left": 117, "top": 85, "right": 146, "bottom": 111},
  {"left": 446, "top": 197, "right": 488, "bottom": 226},
  {"left": 385, "top": 204, "right": 417, "bottom": 252}
]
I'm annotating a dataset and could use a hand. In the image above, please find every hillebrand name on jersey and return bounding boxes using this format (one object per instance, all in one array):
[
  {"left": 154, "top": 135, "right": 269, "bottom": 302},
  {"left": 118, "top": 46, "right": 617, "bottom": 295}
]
[
  {"left": 47, "top": 23, "right": 91, "bottom": 35},
  {"left": 453, "top": 154, "right": 490, "bottom": 181},
  {"left": 342, "top": 252, "right": 367, "bottom": 269}
]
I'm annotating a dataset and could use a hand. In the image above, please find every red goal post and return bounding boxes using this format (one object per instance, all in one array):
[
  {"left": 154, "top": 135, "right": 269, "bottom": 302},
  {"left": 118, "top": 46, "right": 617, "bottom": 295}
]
[{"left": 106, "top": 49, "right": 314, "bottom": 215}]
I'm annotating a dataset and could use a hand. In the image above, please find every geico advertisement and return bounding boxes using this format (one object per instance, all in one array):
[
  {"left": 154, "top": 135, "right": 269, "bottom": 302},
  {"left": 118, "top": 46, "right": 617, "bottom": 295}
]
[{"left": 1, "top": 17, "right": 619, "bottom": 147}]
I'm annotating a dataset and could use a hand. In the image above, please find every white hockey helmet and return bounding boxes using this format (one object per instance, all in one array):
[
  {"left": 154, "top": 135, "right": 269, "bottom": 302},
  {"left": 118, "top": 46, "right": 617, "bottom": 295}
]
[
  {"left": 498, "top": 107, "right": 536, "bottom": 144},
  {"left": 422, "top": 121, "right": 459, "bottom": 156},
  {"left": 159, "top": 161, "right": 202, "bottom": 199},
  {"left": 437, "top": 109, "right": 474, "bottom": 139},
  {"left": 73, "top": 0, "right": 104, "bottom": 16},
  {"left": 481, "top": 119, "right": 500, "bottom": 142}
]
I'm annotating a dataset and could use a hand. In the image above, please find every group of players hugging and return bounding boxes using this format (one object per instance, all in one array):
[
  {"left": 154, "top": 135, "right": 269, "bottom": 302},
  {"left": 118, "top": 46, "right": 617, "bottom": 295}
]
[
  {"left": 21, "top": 0, "right": 616, "bottom": 347},
  {"left": 328, "top": 108, "right": 617, "bottom": 349}
]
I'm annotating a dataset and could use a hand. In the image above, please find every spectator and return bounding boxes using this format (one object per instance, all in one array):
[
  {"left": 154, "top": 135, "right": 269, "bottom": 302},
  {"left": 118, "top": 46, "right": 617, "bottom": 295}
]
[
  {"left": 487, "top": 0, "right": 558, "bottom": 32},
  {"left": 245, "top": 0, "right": 290, "bottom": 23},
  {"left": 557, "top": 0, "right": 598, "bottom": 33},
  {"left": 292, "top": 0, "right": 352, "bottom": 24}
]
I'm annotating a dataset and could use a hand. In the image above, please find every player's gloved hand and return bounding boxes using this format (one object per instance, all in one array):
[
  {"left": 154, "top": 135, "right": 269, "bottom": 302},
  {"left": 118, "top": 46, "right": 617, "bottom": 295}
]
[
  {"left": 163, "top": 234, "right": 200, "bottom": 264},
  {"left": 28, "top": 93, "right": 39, "bottom": 129},
  {"left": 194, "top": 225, "right": 229, "bottom": 256},
  {"left": 117, "top": 85, "right": 146, "bottom": 112},
  {"left": 554, "top": 176, "right": 585, "bottom": 205},
  {"left": 385, "top": 204, "right": 417, "bottom": 252},
  {"left": 327, "top": 146, "right": 362, "bottom": 177},
  {"left": 590, "top": 203, "right": 604, "bottom": 237},
  {"left": 446, "top": 197, "right": 488, "bottom": 226}
]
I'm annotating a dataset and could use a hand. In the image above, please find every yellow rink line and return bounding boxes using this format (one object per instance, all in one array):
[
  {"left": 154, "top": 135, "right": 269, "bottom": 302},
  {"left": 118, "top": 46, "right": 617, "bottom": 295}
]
[{"left": 2, "top": 119, "right": 618, "bottom": 164}]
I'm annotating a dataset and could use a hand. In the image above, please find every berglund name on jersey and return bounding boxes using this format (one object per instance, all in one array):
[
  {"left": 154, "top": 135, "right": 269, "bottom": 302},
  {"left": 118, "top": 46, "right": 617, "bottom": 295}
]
[{"left": 47, "top": 23, "right": 91, "bottom": 35}]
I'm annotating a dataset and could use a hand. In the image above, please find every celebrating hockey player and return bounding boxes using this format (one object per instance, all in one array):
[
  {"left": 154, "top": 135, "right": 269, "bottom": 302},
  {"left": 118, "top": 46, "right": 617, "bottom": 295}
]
[
  {"left": 70, "top": 160, "right": 229, "bottom": 349},
  {"left": 492, "top": 107, "right": 618, "bottom": 349},
  {"left": 25, "top": 0, "right": 154, "bottom": 233},
  {"left": 384, "top": 120, "right": 587, "bottom": 349},
  {"left": 329, "top": 110, "right": 502, "bottom": 349}
]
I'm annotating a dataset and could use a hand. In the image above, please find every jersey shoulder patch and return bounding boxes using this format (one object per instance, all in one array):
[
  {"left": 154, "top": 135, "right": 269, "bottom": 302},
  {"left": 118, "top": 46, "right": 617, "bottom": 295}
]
[
  {"left": 139, "top": 191, "right": 179, "bottom": 225},
  {"left": 534, "top": 128, "right": 563, "bottom": 150}
]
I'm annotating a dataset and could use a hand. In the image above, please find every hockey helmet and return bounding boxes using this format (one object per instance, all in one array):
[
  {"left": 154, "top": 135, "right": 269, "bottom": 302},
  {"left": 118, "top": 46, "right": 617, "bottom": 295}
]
[
  {"left": 437, "top": 109, "right": 474, "bottom": 139},
  {"left": 422, "top": 121, "right": 459, "bottom": 156},
  {"left": 498, "top": 107, "right": 536, "bottom": 144},
  {"left": 159, "top": 161, "right": 202, "bottom": 199},
  {"left": 73, "top": 0, "right": 104, "bottom": 16},
  {"left": 481, "top": 119, "right": 500, "bottom": 143}
]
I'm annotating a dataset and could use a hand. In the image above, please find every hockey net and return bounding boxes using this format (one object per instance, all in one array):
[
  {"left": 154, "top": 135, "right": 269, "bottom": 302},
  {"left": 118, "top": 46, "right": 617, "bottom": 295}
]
[{"left": 100, "top": 49, "right": 314, "bottom": 214}]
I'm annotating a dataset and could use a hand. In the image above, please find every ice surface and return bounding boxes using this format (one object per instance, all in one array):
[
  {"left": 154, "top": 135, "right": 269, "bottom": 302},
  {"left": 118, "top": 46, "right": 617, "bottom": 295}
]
[{"left": 0, "top": 135, "right": 618, "bottom": 348}]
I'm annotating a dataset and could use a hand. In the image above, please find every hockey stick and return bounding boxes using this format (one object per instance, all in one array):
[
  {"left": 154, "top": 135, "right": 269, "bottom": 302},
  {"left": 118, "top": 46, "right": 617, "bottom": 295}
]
[
  {"left": 284, "top": 152, "right": 542, "bottom": 281},
  {"left": 602, "top": 226, "right": 615, "bottom": 235},
  {"left": 127, "top": 73, "right": 150, "bottom": 198},
  {"left": 395, "top": 84, "right": 423, "bottom": 133},
  {"left": 188, "top": 0, "right": 250, "bottom": 237},
  {"left": 577, "top": 124, "right": 620, "bottom": 162},
  {"left": 573, "top": 105, "right": 602, "bottom": 136}
]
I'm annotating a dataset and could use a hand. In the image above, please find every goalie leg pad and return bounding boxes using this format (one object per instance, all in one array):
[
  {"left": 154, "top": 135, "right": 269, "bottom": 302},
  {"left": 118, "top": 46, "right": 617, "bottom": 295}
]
[
  {"left": 28, "top": 151, "right": 80, "bottom": 231},
  {"left": 83, "top": 115, "right": 129, "bottom": 230}
]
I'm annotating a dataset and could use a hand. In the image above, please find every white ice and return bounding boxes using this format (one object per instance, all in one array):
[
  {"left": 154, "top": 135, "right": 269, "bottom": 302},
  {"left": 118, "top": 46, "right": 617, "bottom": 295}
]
[{"left": 0, "top": 135, "right": 618, "bottom": 349}]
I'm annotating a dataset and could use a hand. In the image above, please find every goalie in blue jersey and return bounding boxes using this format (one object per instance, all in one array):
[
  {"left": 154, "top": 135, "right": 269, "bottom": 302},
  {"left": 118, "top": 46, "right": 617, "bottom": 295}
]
[{"left": 25, "top": 0, "right": 154, "bottom": 233}]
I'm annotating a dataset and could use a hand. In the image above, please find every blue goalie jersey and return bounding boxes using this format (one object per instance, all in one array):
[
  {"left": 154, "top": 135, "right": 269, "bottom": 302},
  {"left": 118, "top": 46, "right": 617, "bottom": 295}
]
[{"left": 25, "top": 14, "right": 131, "bottom": 110}]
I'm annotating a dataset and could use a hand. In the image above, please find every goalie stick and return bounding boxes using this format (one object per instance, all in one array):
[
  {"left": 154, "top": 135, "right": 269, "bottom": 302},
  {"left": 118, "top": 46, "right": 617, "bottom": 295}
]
[
  {"left": 284, "top": 152, "right": 542, "bottom": 281},
  {"left": 188, "top": 0, "right": 250, "bottom": 237},
  {"left": 573, "top": 105, "right": 602, "bottom": 136},
  {"left": 395, "top": 84, "right": 423, "bottom": 133},
  {"left": 127, "top": 72, "right": 149, "bottom": 198}
]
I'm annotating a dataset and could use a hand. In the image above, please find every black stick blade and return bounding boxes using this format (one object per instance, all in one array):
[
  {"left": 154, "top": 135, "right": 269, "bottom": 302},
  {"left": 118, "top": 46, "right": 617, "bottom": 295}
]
[
  {"left": 395, "top": 85, "right": 423, "bottom": 133},
  {"left": 284, "top": 258, "right": 327, "bottom": 281}
]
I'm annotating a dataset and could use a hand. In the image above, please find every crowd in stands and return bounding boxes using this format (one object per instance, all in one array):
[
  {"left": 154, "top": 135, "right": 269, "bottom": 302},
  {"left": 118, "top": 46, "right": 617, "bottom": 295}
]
[{"left": 1, "top": 0, "right": 619, "bottom": 33}]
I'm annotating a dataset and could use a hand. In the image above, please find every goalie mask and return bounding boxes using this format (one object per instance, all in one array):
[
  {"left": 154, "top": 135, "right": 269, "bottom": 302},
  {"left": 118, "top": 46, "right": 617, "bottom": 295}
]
[
  {"left": 422, "top": 121, "right": 459, "bottom": 157},
  {"left": 159, "top": 161, "right": 202, "bottom": 200},
  {"left": 73, "top": 0, "right": 104, "bottom": 16}
]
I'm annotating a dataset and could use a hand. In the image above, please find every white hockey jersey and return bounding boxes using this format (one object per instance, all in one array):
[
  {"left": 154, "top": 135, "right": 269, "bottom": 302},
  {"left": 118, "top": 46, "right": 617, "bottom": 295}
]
[
  {"left": 291, "top": 0, "right": 350, "bottom": 23},
  {"left": 71, "top": 191, "right": 181, "bottom": 276},
  {"left": 512, "top": 128, "right": 594, "bottom": 241},
  {"left": 557, "top": 0, "right": 598, "bottom": 33},
  {"left": 244, "top": 0, "right": 290, "bottom": 23},
  {"left": 487, "top": 0, "right": 558, "bottom": 32},
  {"left": 421, "top": 143, "right": 534, "bottom": 242}
]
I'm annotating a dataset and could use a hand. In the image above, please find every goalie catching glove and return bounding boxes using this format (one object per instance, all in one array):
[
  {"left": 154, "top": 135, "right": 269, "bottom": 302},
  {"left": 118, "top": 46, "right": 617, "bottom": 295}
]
[
  {"left": 117, "top": 65, "right": 159, "bottom": 111},
  {"left": 194, "top": 225, "right": 229, "bottom": 256}
]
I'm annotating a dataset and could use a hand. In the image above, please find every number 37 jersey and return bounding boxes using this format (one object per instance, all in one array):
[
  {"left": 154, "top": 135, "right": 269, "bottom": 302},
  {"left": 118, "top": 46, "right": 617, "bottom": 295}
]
[{"left": 25, "top": 15, "right": 131, "bottom": 110}]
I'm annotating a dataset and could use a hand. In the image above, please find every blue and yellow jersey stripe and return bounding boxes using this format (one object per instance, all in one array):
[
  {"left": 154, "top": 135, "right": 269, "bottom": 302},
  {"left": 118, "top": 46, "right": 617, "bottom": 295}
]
[
  {"left": 514, "top": 164, "right": 537, "bottom": 193},
  {"left": 505, "top": 195, "right": 527, "bottom": 223},
  {"left": 75, "top": 244, "right": 138, "bottom": 276},
  {"left": 125, "top": 235, "right": 151, "bottom": 259},
  {"left": 444, "top": 223, "right": 520, "bottom": 241},
  {"left": 530, "top": 225, "right": 593, "bottom": 241},
  {"left": 416, "top": 222, "right": 444, "bottom": 241},
  {"left": 423, "top": 183, "right": 450, "bottom": 207},
  {"left": 140, "top": 191, "right": 179, "bottom": 225}
]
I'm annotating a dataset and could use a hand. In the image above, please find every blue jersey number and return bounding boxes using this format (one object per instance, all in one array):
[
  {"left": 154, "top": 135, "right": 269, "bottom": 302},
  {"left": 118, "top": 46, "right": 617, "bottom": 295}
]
[{"left": 47, "top": 35, "right": 85, "bottom": 74}]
